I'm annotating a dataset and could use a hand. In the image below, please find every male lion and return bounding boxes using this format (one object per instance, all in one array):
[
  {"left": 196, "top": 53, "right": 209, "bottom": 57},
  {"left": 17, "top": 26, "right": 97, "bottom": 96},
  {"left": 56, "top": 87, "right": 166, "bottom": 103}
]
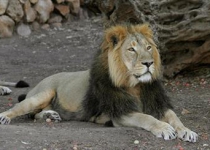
[{"left": 0, "top": 24, "right": 198, "bottom": 142}]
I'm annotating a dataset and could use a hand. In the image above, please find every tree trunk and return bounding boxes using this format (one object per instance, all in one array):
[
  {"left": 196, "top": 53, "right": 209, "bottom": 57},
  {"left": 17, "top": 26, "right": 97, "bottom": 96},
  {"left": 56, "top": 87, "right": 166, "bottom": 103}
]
[{"left": 85, "top": 0, "right": 210, "bottom": 77}]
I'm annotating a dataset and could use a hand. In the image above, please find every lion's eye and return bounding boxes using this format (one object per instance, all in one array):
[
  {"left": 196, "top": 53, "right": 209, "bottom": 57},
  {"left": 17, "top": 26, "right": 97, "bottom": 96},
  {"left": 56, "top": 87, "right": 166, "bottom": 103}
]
[
  {"left": 128, "top": 48, "right": 135, "bottom": 52},
  {"left": 147, "top": 45, "right": 152, "bottom": 51}
]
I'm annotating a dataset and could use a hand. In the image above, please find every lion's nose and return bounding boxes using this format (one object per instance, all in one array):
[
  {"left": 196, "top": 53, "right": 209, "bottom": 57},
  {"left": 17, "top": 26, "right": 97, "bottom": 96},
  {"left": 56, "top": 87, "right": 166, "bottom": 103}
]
[{"left": 141, "top": 61, "right": 153, "bottom": 68}]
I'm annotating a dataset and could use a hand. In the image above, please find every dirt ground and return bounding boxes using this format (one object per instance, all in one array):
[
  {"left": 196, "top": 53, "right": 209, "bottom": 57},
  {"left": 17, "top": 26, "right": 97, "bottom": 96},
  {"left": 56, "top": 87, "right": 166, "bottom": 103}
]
[{"left": 0, "top": 17, "right": 209, "bottom": 150}]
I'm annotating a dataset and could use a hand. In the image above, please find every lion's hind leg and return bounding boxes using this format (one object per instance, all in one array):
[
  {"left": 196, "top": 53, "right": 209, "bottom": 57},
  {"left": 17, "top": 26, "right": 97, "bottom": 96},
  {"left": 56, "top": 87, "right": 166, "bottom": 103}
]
[
  {"left": 35, "top": 106, "right": 62, "bottom": 122},
  {"left": 0, "top": 90, "right": 55, "bottom": 125}
]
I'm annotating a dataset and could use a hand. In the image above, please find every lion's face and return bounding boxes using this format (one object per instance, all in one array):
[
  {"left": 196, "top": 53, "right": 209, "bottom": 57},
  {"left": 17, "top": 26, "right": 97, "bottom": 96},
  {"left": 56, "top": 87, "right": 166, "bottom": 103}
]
[
  {"left": 121, "top": 33, "right": 158, "bottom": 85},
  {"left": 103, "top": 24, "right": 161, "bottom": 87}
]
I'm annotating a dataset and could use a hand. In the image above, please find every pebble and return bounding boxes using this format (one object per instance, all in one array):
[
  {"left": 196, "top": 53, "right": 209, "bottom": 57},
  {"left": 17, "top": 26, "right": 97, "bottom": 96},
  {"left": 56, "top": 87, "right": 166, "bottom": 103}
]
[
  {"left": 134, "top": 140, "right": 139, "bottom": 144},
  {"left": 17, "top": 23, "right": 31, "bottom": 37},
  {"left": 73, "top": 146, "right": 77, "bottom": 150},
  {"left": 46, "top": 118, "right": 51, "bottom": 123}
]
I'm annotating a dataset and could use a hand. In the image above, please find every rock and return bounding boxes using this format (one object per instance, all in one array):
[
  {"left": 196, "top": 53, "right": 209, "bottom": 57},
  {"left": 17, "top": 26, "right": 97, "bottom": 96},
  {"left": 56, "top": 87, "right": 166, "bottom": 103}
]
[
  {"left": 46, "top": 118, "right": 51, "bottom": 123},
  {"left": 19, "top": 0, "right": 27, "bottom": 4},
  {"left": 17, "top": 23, "right": 31, "bottom": 37},
  {"left": 181, "top": 108, "right": 191, "bottom": 115},
  {"left": 41, "top": 24, "right": 50, "bottom": 30},
  {"left": 31, "top": 21, "right": 40, "bottom": 31},
  {"left": 0, "top": 0, "right": 9, "bottom": 15},
  {"left": 0, "top": 15, "right": 15, "bottom": 38},
  {"left": 134, "top": 140, "right": 139, "bottom": 144},
  {"left": 35, "top": 0, "right": 54, "bottom": 23},
  {"left": 67, "top": 0, "right": 80, "bottom": 14},
  {"left": 24, "top": 0, "right": 37, "bottom": 22},
  {"left": 79, "top": 8, "right": 88, "bottom": 19},
  {"left": 51, "top": 22, "right": 62, "bottom": 28},
  {"left": 30, "top": 0, "right": 38, "bottom": 4},
  {"left": 6, "top": 0, "right": 24, "bottom": 22},
  {"left": 56, "top": 0, "right": 65, "bottom": 3},
  {"left": 48, "top": 14, "right": 63, "bottom": 23},
  {"left": 55, "top": 4, "right": 70, "bottom": 17}
]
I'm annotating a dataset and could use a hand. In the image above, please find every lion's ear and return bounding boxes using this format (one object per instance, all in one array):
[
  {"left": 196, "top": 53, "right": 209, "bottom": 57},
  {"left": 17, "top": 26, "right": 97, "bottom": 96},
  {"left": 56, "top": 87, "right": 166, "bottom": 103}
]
[
  {"left": 110, "top": 35, "right": 118, "bottom": 46},
  {"left": 105, "top": 25, "right": 127, "bottom": 47},
  {"left": 134, "top": 24, "right": 153, "bottom": 39},
  {"left": 134, "top": 24, "right": 157, "bottom": 47}
]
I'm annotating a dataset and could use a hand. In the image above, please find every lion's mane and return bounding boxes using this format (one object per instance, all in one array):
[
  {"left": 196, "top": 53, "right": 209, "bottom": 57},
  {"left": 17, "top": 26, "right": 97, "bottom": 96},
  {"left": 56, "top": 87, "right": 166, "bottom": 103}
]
[{"left": 82, "top": 24, "right": 173, "bottom": 121}]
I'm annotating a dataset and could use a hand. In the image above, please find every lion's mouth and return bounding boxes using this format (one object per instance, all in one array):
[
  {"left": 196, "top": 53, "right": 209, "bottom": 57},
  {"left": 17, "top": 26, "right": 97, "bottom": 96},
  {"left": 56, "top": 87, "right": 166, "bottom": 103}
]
[
  {"left": 133, "top": 71, "right": 151, "bottom": 78},
  {"left": 134, "top": 72, "right": 152, "bottom": 82}
]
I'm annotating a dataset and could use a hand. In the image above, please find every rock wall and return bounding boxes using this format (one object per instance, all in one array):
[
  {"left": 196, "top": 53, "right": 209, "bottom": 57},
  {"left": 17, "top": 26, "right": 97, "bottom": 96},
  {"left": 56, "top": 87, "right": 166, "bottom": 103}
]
[
  {"left": 86, "top": 0, "right": 210, "bottom": 77},
  {"left": 0, "top": 0, "right": 85, "bottom": 37}
]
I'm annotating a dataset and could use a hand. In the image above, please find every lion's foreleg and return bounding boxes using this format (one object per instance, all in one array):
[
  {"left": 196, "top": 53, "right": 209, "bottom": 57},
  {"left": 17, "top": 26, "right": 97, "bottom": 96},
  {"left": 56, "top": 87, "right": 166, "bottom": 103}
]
[
  {"left": 0, "top": 90, "right": 55, "bottom": 124},
  {"left": 89, "top": 113, "right": 110, "bottom": 124},
  {"left": 113, "top": 112, "right": 177, "bottom": 140},
  {"left": 162, "top": 109, "right": 198, "bottom": 142}
]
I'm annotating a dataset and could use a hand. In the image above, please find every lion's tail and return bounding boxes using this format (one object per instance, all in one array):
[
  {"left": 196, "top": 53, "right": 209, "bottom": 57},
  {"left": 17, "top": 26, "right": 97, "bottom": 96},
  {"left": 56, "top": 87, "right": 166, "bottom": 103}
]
[
  {"left": 18, "top": 94, "right": 27, "bottom": 102},
  {"left": 0, "top": 80, "right": 29, "bottom": 88}
]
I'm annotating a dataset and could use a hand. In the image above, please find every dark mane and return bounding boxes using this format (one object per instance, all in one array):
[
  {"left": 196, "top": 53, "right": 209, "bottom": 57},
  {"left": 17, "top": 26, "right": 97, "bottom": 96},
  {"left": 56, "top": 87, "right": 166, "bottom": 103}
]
[
  {"left": 82, "top": 24, "right": 173, "bottom": 121},
  {"left": 140, "top": 81, "right": 173, "bottom": 119},
  {"left": 82, "top": 50, "right": 140, "bottom": 121},
  {"left": 82, "top": 48, "right": 173, "bottom": 121}
]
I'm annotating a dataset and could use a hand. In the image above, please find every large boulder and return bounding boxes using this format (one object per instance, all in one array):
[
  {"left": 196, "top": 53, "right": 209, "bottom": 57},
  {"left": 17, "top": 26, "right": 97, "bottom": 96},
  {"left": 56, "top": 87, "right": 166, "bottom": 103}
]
[
  {"left": 55, "top": 4, "right": 70, "bottom": 17},
  {"left": 35, "top": 0, "right": 54, "bottom": 23},
  {"left": 0, "top": 0, "right": 9, "bottom": 15},
  {"left": 6, "top": 0, "right": 24, "bottom": 22},
  {"left": 88, "top": 0, "right": 210, "bottom": 77},
  {"left": 24, "top": 0, "right": 37, "bottom": 22},
  {"left": 0, "top": 15, "right": 15, "bottom": 38},
  {"left": 67, "top": 0, "right": 80, "bottom": 14}
]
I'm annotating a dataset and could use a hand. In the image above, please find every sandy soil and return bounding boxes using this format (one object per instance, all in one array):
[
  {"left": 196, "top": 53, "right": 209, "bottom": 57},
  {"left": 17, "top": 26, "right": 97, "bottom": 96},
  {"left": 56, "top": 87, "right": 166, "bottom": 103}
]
[{"left": 0, "top": 17, "right": 209, "bottom": 150}]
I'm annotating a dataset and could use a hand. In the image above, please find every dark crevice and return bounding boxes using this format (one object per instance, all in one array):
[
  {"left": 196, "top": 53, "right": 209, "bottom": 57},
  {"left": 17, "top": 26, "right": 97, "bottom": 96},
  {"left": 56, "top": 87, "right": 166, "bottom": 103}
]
[{"left": 106, "top": 5, "right": 116, "bottom": 19}]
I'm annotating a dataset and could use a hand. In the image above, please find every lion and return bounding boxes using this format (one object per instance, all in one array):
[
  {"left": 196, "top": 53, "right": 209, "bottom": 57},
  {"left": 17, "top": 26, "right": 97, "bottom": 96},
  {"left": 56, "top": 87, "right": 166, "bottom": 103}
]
[
  {"left": 0, "top": 24, "right": 198, "bottom": 142},
  {"left": 0, "top": 80, "right": 29, "bottom": 95}
]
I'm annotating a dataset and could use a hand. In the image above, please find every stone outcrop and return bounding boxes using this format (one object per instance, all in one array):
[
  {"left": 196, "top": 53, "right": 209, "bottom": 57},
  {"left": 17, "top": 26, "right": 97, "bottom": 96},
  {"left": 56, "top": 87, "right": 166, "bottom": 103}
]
[
  {"left": 6, "top": 0, "right": 24, "bottom": 22},
  {"left": 35, "top": 0, "right": 54, "bottom": 23},
  {"left": 86, "top": 0, "right": 210, "bottom": 77},
  {"left": 0, "top": 0, "right": 85, "bottom": 38}
]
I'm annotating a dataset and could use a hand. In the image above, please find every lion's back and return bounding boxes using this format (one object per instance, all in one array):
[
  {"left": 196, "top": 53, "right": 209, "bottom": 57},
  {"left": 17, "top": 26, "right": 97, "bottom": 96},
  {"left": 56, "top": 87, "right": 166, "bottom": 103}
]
[{"left": 26, "top": 70, "right": 90, "bottom": 99}]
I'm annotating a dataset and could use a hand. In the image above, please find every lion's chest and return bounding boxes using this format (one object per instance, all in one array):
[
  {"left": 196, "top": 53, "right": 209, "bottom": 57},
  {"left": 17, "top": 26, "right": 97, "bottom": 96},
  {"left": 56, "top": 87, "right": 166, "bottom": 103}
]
[
  {"left": 126, "top": 87, "right": 140, "bottom": 99},
  {"left": 125, "top": 86, "right": 143, "bottom": 111}
]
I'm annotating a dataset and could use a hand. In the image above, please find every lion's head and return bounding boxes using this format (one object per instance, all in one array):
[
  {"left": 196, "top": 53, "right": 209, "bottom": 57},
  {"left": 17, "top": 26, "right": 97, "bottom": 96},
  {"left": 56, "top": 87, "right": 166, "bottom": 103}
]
[{"left": 101, "top": 24, "right": 161, "bottom": 87}]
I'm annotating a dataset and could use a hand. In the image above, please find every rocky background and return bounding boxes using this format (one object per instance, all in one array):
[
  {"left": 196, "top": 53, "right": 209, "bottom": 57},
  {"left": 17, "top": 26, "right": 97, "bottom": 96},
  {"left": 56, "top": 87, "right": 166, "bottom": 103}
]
[
  {"left": 0, "top": 0, "right": 210, "bottom": 78},
  {"left": 0, "top": 0, "right": 86, "bottom": 37},
  {"left": 86, "top": 0, "right": 210, "bottom": 78}
]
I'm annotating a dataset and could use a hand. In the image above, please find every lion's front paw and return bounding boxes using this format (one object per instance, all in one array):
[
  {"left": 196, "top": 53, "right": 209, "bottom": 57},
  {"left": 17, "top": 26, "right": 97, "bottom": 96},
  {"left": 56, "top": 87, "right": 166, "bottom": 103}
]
[
  {"left": 177, "top": 127, "right": 198, "bottom": 142},
  {"left": 0, "top": 114, "right": 11, "bottom": 125},
  {"left": 0, "top": 87, "right": 12, "bottom": 95},
  {"left": 151, "top": 122, "right": 177, "bottom": 140},
  {"left": 43, "top": 110, "right": 62, "bottom": 122}
]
